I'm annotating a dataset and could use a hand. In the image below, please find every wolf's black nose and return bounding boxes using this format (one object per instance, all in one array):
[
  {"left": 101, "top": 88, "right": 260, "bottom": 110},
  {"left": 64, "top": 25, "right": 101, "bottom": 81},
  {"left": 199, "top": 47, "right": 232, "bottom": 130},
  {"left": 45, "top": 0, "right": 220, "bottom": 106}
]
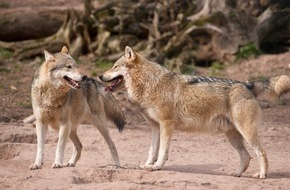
[
  {"left": 99, "top": 75, "right": 103, "bottom": 81},
  {"left": 82, "top": 75, "right": 88, "bottom": 81}
]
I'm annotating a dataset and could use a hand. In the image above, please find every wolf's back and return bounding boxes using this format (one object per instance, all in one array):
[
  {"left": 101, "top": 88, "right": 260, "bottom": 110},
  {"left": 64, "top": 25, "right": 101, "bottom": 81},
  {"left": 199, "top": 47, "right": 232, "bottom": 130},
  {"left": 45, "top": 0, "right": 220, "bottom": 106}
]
[{"left": 251, "top": 75, "right": 290, "bottom": 102}]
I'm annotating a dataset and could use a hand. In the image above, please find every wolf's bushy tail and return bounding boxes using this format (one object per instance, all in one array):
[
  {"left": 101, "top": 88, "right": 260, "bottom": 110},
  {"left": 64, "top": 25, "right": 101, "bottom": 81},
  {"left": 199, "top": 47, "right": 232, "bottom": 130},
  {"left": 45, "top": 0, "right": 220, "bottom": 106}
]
[
  {"left": 251, "top": 75, "right": 290, "bottom": 102},
  {"left": 92, "top": 79, "right": 125, "bottom": 132},
  {"left": 102, "top": 91, "right": 126, "bottom": 132}
]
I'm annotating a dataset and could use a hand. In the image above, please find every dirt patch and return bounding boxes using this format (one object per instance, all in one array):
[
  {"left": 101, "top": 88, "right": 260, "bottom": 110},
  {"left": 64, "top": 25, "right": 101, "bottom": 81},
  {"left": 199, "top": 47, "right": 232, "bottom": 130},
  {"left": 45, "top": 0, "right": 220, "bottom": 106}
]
[
  {"left": 0, "top": 144, "right": 20, "bottom": 160},
  {"left": 0, "top": 124, "right": 37, "bottom": 143},
  {"left": 225, "top": 53, "right": 290, "bottom": 81}
]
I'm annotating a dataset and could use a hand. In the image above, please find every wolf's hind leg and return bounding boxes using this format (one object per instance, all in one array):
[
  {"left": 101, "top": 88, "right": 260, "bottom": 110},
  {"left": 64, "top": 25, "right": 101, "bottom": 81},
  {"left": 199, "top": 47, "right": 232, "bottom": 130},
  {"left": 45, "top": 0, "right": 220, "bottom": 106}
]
[
  {"left": 239, "top": 129, "right": 268, "bottom": 179},
  {"left": 232, "top": 100, "right": 268, "bottom": 179},
  {"left": 251, "top": 145, "right": 268, "bottom": 179},
  {"left": 226, "top": 128, "right": 252, "bottom": 177},
  {"left": 238, "top": 125, "right": 268, "bottom": 179},
  {"left": 66, "top": 129, "right": 83, "bottom": 167}
]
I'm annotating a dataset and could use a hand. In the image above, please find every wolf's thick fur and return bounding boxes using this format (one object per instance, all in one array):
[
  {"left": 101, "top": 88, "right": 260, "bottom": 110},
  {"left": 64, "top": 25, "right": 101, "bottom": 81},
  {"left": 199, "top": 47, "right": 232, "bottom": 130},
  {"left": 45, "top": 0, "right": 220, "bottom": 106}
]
[
  {"left": 30, "top": 46, "right": 125, "bottom": 170},
  {"left": 250, "top": 75, "right": 290, "bottom": 102},
  {"left": 100, "top": 46, "right": 290, "bottom": 179}
]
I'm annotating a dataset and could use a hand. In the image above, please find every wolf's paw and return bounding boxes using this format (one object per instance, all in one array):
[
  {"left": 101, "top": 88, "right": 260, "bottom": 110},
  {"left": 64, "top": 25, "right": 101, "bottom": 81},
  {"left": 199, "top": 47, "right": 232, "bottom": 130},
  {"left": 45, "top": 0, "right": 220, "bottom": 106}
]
[
  {"left": 150, "top": 164, "right": 162, "bottom": 171},
  {"left": 111, "top": 164, "right": 120, "bottom": 169},
  {"left": 142, "top": 164, "right": 161, "bottom": 171},
  {"left": 252, "top": 172, "right": 266, "bottom": 179},
  {"left": 229, "top": 172, "right": 242, "bottom": 177},
  {"left": 66, "top": 163, "right": 75, "bottom": 167},
  {"left": 52, "top": 163, "right": 63, "bottom": 169},
  {"left": 29, "top": 163, "right": 42, "bottom": 170},
  {"left": 140, "top": 164, "right": 153, "bottom": 169}
]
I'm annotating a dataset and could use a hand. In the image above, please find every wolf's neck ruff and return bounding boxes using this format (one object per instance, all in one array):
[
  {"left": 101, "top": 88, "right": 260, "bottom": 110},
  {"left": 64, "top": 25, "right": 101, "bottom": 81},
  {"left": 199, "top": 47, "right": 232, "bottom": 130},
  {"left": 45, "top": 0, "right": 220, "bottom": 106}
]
[
  {"left": 37, "top": 83, "right": 70, "bottom": 110},
  {"left": 125, "top": 61, "right": 171, "bottom": 100}
]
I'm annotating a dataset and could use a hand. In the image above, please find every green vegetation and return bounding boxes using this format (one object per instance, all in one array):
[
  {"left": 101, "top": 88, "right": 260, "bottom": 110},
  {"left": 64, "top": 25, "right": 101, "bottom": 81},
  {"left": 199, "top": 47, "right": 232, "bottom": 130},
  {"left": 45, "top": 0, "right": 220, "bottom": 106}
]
[
  {"left": 278, "top": 99, "right": 286, "bottom": 106},
  {"left": 91, "top": 70, "right": 97, "bottom": 77},
  {"left": 18, "top": 100, "right": 32, "bottom": 108},
  {"left": 249, "top": 75, "right": 268, "bottom": 81},
  {"left": 0, "top": 2, "right": 10, "bottom": 8},
  {"left": 0, "top": 48, "right": 13, "bottom": 59},
  {"left": 189, "top": 17, "right": 210, "bottom": 27},
  {"left": 187, "top": 12, "right": 226, "bottom": 28},
  {"left": 180, "top": 64, "right": 196, "bottom": 75},
  {"left": 210, "top": 61, "right": 225, "bottom": 76},
  {"left": 94, "top": 60, "right": 113, "bottom": 72},
  {"left": 235, "top": 42, "right": 261, "bottom": 62},
  {"left": 0, "top": 67, "right": 10, "bottom": 73}
]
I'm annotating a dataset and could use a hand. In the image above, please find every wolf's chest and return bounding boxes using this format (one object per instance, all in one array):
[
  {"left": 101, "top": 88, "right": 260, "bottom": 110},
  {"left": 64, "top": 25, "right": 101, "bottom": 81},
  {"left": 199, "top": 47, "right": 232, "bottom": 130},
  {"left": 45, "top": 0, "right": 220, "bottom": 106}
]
[{"left": 143, "top": 107, "right": 159, "bottom": 122}]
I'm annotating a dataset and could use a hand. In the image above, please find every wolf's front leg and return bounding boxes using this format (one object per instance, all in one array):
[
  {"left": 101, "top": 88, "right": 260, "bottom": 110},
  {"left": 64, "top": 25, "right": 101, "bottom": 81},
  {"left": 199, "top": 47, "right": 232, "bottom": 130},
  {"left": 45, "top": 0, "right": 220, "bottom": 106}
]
[
  {"left": 30, "top": 120, "right": 48, "bottom": 170},
  {"left": 142, "top": 126, "right": 160, "bottom": 168},
  {"left": 52, "top": 125, "right": 71, "bottom": 168},
  {"left": 149, "top": 121, "right": 174, "bottom": 171}
]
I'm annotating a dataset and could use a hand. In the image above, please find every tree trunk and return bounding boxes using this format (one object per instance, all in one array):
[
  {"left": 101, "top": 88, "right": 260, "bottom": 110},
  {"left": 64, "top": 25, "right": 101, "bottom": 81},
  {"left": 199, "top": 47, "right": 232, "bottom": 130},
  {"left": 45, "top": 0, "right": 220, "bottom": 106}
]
[
  {"left": 0, "top": 10, "right": 66, "bottom": 41},
  {"left": 0, "top": 10, "right": 84, "bottom": 59}
]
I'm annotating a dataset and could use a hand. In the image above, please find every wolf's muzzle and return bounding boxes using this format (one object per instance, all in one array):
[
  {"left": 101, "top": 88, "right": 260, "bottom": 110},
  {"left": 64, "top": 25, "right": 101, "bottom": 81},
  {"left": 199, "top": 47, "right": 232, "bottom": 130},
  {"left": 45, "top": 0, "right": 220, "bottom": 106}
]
[{"left": 99, "top": 75, "right": 104, "bottom": 81}]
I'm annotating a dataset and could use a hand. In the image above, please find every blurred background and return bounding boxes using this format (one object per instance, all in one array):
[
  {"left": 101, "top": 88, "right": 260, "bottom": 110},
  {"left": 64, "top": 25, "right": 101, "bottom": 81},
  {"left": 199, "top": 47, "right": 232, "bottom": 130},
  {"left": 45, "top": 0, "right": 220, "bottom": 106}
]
[
  {"left": 0, "top": 0, "right": 289, "bottom": 69},
  {"left": 0, "top": 0, "right": 290, "bottom": 121}
]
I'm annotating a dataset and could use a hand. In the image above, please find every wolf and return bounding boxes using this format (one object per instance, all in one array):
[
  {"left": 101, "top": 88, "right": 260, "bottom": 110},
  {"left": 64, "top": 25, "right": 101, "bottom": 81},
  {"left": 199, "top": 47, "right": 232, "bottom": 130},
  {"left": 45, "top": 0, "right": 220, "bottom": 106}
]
[
  {"left": 99, "top": 46, "right": 290, "bottom": 179},
  {"left": 29, "top": 46, "right": 125, "bottom": 170}
]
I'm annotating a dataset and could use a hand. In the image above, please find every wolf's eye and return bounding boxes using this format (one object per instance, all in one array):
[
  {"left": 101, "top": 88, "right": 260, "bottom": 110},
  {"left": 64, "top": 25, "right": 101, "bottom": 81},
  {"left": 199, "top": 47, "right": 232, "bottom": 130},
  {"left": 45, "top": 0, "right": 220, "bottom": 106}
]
[
  {"left": 113, "top": 65, "right": 119, "bottom": 69},
  {"left": 66, "top": 65, "right": 72, "bottom": 69}
]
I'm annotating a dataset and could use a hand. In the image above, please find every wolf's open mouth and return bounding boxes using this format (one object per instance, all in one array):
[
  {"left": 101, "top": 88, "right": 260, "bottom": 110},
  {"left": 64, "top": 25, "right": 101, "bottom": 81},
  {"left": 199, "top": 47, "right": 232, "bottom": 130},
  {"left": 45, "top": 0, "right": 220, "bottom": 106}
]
[
  {"left": 105, "top": 75, "right": 123, "bottom": 91},
  {"left": 64, "top": 76, "right": 81, "bottom": 89}
]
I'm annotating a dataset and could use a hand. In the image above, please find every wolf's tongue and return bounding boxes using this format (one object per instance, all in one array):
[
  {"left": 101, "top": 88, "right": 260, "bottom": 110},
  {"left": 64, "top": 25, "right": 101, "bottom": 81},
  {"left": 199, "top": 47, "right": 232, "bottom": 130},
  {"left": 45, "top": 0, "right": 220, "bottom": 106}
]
[
  {"left": 73, "top": 80, "right": 80, "bottom": 88},
  {"left": 105, "top": 86, "right": 111, "bottom": 91},
  {"left": 104, "top": 79, "right": 119, "bottom": 91},
  {"left": 65, "top": 76, "right": 81, "bottom": 89}
]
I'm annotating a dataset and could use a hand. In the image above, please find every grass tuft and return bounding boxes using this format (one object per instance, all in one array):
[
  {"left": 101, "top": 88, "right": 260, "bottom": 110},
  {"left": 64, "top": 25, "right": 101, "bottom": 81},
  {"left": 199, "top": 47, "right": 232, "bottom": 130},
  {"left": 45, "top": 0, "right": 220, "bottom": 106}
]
[{"left": 0, "top": 48, "right": 13, "bottom": 59}]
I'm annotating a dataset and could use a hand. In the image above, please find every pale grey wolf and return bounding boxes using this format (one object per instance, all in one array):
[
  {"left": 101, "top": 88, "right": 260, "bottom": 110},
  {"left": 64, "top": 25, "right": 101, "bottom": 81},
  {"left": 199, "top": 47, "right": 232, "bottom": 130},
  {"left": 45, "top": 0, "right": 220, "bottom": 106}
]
[
  {"left": 100, "top": 46, "right": 290, "bottom": 179},
  {"left": 30, "top": 46, "right": 125, "bottom": 170}
]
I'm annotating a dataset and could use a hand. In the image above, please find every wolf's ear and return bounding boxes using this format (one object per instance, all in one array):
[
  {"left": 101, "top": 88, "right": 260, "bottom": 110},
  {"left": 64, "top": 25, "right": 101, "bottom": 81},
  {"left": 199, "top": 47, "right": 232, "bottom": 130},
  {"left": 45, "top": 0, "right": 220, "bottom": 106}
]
[
  {"left": 44, "top": 50, "right": 55, "bottom": 62},
  {"left": 124, "top": 46, "right": 136, "bottom": 61},
  {"left": 61, "top": 46, "right": 69, "bottom": 54}
]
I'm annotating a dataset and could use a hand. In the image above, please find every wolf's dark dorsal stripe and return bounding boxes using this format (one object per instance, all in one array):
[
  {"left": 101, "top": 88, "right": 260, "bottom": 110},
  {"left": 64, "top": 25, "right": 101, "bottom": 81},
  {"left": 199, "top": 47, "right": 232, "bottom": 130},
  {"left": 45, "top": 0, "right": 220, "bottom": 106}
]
[
  {"left": 188, "top": 76, "right": 240, "bottom": 85},
  {"left": 188, "top": 76, "right": 254, "bottom": 90}
]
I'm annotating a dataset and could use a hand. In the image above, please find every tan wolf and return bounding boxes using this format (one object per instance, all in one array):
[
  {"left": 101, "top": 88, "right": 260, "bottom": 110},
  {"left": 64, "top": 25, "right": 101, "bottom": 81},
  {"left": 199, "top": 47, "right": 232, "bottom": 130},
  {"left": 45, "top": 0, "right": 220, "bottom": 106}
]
[
  {"left": 30, "top": 46, "right": 125, "bottom": 170},
  {"left": 100, "top": 46, "right": 290, "bottom": 179}
]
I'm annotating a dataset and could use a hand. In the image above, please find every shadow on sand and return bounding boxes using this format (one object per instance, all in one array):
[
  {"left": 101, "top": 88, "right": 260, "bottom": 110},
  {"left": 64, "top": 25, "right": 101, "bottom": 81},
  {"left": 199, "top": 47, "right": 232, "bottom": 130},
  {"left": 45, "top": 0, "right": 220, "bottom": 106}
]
[
  {"left": 163, "top": 164, "right": 225, "bottom": 176},
  {"left": 162, "top": 164, "right": 290, "bottom": 179}
]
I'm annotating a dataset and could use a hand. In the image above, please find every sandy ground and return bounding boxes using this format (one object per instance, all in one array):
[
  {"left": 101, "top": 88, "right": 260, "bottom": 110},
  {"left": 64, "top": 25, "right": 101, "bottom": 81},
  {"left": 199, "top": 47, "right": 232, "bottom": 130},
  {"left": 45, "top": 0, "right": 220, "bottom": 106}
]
[
  {"left": 1, "top": 103, "right": 290, "bottom": 190},
  {"left": 1, "top": 52, "right": 290, "bottom": 190}
]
